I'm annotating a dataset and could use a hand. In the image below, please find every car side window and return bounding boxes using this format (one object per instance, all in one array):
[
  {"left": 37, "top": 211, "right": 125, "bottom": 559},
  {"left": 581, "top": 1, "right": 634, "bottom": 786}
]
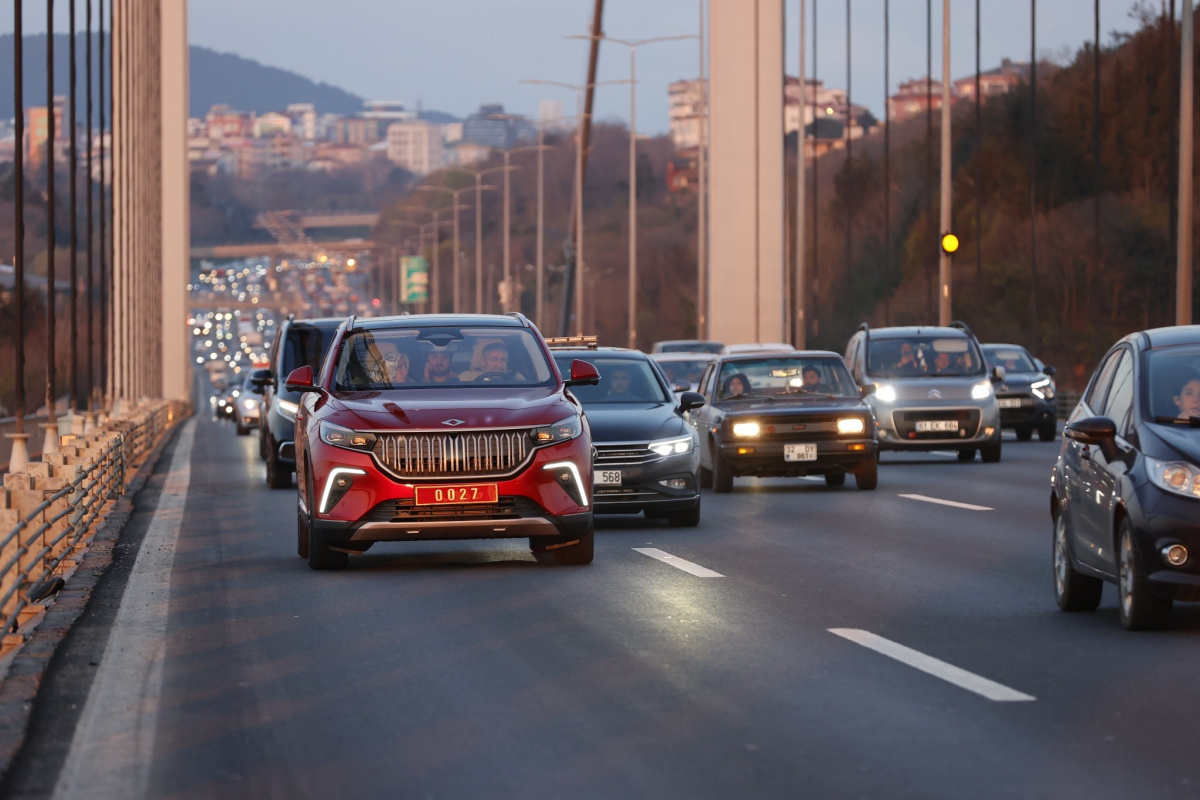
[
  {"left": 1084, "top": 350, "right": 1122, "bottom": 413},
  {"left": 1102, "top": 350, "right": 1135, "bottom": 435}
]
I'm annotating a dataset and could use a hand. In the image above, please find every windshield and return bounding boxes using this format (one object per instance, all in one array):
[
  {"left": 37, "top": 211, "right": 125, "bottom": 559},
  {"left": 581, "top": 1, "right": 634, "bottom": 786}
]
[
  {"left": 1145, "top": 346, "right": 1200, "bottom": 422},
  {"left": 983, "top": 346, "right": 1038, "bottom": 373},
  {"left": 716, "top": 356, "right": 859, "bottom": 400},
  {"left": 866, "top": 336, "right": 986, "bottom": 379},
  {"left": 654, "top": 358, "right": 711, "bottom": 386},
  {"left": 333, "top": 326, "right": 555, "bottom": 391},
  {"left": 552, "top": 356, "right": 671, "bottom": 404}
]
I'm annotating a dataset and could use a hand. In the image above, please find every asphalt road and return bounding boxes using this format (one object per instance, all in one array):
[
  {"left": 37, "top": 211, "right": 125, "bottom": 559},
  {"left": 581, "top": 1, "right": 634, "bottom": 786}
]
[{"left": 8, "top": 401, "right": 1200, "bottom": 799}]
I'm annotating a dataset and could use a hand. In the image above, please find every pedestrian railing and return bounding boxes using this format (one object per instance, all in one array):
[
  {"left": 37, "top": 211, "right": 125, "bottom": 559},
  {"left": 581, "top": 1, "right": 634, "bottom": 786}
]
[{"left": 0, "top": 400, "right": 188, "bottom": 668}]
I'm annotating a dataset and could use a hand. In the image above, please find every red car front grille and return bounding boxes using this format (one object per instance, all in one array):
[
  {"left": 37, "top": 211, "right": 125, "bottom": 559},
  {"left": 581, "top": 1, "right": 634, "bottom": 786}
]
[{"left": 372, "top": 430, "right": 532, "bottom": 478}]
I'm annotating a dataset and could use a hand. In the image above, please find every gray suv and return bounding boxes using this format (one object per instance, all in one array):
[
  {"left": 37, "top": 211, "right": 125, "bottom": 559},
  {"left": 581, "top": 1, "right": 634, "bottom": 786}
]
[{"left": 843, "top": 322, "right": 1004, "bottom": 462}]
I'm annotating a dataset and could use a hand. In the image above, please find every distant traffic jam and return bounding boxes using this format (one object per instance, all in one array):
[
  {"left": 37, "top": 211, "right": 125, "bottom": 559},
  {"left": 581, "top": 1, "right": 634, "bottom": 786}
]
[{"left": 194, "top": 266, "right": 1200, "bottom": 630}]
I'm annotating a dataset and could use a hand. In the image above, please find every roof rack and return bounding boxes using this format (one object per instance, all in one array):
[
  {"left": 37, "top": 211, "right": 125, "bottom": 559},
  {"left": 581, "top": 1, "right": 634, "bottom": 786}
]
[
  {"left": 858, "top": 321, "right": 870, "bottom": 339},
  {"left": 544, "top": 335, "right": 599, "bottom": 350},
  {"left": 345, "top": 314, "right": 358, "bottom": 332},
  {"left": 505, "top": 312, "right": 532, "bottom": 327},
  {"left": 948, "top": 320, "right": 977, "bottom": 339}
]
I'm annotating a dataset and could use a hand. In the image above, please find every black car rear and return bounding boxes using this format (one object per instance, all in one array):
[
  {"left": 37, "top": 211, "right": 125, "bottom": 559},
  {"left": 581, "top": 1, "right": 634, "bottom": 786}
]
[{"left": 550, "top": 346, "right": 706, "bottom": 527}]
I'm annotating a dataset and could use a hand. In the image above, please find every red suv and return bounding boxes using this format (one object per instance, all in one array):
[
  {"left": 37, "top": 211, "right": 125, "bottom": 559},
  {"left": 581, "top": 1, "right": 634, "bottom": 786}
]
[{"left": 288, "top": 313, "right": 600, "bottom": 570}]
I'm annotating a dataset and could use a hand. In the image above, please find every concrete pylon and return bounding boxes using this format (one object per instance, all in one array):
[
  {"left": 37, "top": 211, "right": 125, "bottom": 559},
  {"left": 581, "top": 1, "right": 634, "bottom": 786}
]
[{"left": 708, "top": 0, "right": 786, "bottom": 346}]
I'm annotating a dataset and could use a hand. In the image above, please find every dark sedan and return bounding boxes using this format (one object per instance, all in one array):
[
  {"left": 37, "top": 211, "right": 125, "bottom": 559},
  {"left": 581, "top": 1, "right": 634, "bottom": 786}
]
[
  {"left": 551, "top": 347, "right": 706, "bottom": 527},
  {"left": 982, "top": 343, "right": 1058, "bottom": 441},
  {"left": 1053, "top": 325, "right": 1200, "bottom": 629},
  {"left": 690, "top": 352, "right": 878, "bottom": 492}
]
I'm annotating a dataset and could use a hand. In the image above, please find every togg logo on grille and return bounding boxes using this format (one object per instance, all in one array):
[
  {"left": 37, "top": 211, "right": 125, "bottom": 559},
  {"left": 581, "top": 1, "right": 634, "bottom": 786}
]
[{"left": 441, "top": 419, "right": 466, "bottom": 427}]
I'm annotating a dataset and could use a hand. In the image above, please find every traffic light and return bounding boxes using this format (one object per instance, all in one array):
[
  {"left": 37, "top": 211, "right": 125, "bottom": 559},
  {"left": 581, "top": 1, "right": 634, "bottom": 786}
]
[{"left": 940, "top": 232, "right": 960, "bottom": 255}]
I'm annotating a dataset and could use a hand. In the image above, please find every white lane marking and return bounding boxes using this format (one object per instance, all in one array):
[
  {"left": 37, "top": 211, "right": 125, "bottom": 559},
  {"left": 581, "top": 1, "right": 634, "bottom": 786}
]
[
  {"left": 54, "top": 419, "right": 197, "bottom": 800},
  {"left": 633, "top": 547, "right": 725, "bottom": 578},
  {"left": 829, "top": 628, "right": 1035, "bottom": 703},
  {"left": 899, "top": 493, "right": 993, "bottom": 512},
  {"left": 798, "top": 476, "right": 824, "bottom": 482},
  {"left": 930, "top": 451, "right": 959, "bottom": 457}
]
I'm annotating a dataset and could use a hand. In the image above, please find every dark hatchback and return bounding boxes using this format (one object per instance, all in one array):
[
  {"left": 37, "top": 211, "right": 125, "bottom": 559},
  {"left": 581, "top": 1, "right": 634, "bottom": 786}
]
[
  {"left": 690, "top": 352, "right": 878, "bottom": 492},
  {"left": 982, "top": 343, "right": 1058, "bottom": 441},
  {"left": 551, "top": 346, "right": 706, "bottom": 526},
  {"left": 1053, "top": 325, "right": 1200, "bottom": 629}
]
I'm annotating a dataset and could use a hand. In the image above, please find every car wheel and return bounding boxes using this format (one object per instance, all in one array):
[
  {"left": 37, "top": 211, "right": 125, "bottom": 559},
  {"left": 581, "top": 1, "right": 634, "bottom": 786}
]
[
  {"left": 1016, "top": 426, "right": 1033, "bottom": 442},
  {"left": 296, "top": 507, "right": 309, "bottom": 559},
  {"left": 957, "top": 449, "right": 976, "bottom": 461},
  {"left": 1117, "top": 519, "right": 1171, "bottom": 630},
  {"left": 1038, "top": 423, "right": 1057, "bottom": 442},
  {"left": 1053, "top": 511, "right": 1101, "bottom": 611},
  {"left": 236, "top": 423, "right": 250, "bottom": 436},
  {"left": 698, "top": 463, "right": 713, "bottom": 490},
  {"left": 712, "top": 450, "right": 734, "bottom": 494},
  {"left": 824, "top": 471, "right": 846, "bottom": 487},
  {"left": 668, "top": 502, "right": 701, "bottom": 527},
  {"left": 532, "top": 527, "right": 595, "bottom": 565},
  {"left": 855, "top": 458, "right": 878, "bottom": 490},
  {"left": 981, "top": 436, "right": 1002, "bottom": 463},
  {"left": 258, "top": 431, "right": 267, "bottom": 461},
  {"left": 266, "top": 444, "right": 292, "bottom": 489}
]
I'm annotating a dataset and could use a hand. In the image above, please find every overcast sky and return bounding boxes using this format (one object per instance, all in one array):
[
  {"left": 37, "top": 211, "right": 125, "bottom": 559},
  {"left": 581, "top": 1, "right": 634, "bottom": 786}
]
[{"left": 6, "top": 1, "right": 1147, "bottom": 134}]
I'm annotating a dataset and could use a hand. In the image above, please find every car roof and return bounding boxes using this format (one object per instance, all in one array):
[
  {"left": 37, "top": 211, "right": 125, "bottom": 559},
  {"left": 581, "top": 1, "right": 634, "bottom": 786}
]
[
  {"left": 289, "top": 316, "right": 345, "bottom": 329},
  {"left": 650, "top": 351, "right": 718, "bottom": 360},
  {"left": 865, "top": 326, "right": 970, "bottom": 339},
  {"left": 352, "top": 313, "right": 528, "bottom": 330},
  {"left": 717, "top": 349, "right": 843, "bottom": 362},
  {"left": 1136, "top": 325, "right": 1200, "bottom": 350},
  {"left": 550, "top": 347, "right": 646, "bottom": 359}
]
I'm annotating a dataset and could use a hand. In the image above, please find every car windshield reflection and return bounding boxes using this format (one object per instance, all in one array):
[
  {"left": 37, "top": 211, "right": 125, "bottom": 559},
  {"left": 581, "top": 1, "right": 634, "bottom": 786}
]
[{"left": 716, "top": 357, "right": 859, "bottom": 401}]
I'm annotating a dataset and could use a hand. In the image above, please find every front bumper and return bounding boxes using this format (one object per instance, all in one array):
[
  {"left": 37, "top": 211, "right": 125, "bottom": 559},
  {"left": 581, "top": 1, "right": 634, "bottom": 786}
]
[
  {"left": 996, "top": 395, "right": 1055, "bottom": 428},
  {"left": 718, "top": 438, "right": 877, "bottom": 477},
  {"left": 1132, "top": 486, "right": 1200, "bottom": 602},
  {"left": 592, "top": 451, "right": 700, "bottom": 514},
  {"left": 871, "top": 400, "right": 999, "bottom": 451}
]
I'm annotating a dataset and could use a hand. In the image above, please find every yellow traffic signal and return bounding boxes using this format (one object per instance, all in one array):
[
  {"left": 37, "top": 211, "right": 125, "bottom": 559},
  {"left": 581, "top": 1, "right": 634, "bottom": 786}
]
[{"left": 940, "top": 232, "right": 960, "bottom": 255}]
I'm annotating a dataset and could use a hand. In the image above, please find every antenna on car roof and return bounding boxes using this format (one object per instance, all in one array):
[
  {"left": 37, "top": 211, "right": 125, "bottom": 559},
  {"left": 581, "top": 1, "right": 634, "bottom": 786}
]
[
  {"left": 949, "top": 320, "right": 977, "bottom": 339},
  {"left": 858, "top": 322, "right": 871, "bottom": 340}
]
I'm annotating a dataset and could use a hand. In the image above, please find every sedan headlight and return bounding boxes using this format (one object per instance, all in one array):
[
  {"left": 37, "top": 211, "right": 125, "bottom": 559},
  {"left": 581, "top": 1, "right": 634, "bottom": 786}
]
[
  {"left": 971, "top": 380, "right": 993, "bottom": 400},
  {"left": 531, "top": 415, "right": 582, "bottom": 445},
  {"left": 837, "top": 417, "right": 865, "bottom": 435},
  {"left": 1031, "top": 377, "right": 1056, "bottom": 400},
  {"left": 875, "top": 384, "right": 897, "bottom": 403},
  {"left": 276, "top": 398, "right": 299, "bottom": 423},
  {"left": 1150, "top": 461, "right": 1200, "bottom": 499},
  {"left": 649, "top": 435, "right": 694, "bottom": 456},
  {"left": 732, "top": 421, "right": 761, "bottom": 438},
  {"left": 319, "top": 421, "right": 377, "bottom": 451},
  {"left": 241, "top": 398, "right": 256, "bottom": 411}
]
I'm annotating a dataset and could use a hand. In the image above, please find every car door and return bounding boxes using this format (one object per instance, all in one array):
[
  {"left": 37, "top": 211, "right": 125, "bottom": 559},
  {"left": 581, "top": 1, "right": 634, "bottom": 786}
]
[
  {"left": 1071, "top": 348, "right": 1128, "bottom": 572},
  {"left": 693, "top": 363, "right": 721, "bottom": 469},
  {"left": 1061, "top": 350, "right": 1119, "bottom": 564},
  {"left": 1080, "top": 348, "right": 1136, "bottom": 573}
]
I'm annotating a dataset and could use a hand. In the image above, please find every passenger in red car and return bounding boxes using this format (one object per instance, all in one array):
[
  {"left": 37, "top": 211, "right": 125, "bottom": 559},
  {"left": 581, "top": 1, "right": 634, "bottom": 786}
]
[{"left": 425, "top": 350, "right": 459, "bottom": 383}]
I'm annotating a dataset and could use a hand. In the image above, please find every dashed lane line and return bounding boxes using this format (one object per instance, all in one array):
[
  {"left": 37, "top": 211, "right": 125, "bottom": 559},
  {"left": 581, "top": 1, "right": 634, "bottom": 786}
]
[
  {"left": 829, "top": 628, "right": 1036, "bottom": 703},
  {"left": 633, "top": 548, "right": 725, "bottom": 578},
  {"left": 899, "top": 493, "right": 994, "bottom": 512}
]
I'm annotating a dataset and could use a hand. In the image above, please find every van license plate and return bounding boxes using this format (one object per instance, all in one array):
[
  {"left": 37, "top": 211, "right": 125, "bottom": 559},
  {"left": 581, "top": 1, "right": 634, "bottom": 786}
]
[
  {"left": 915, "top": 420, "right": 959, "bottom": 433},
  {"left": 784, "top": 443, "right": 818, "bottom": 462}
]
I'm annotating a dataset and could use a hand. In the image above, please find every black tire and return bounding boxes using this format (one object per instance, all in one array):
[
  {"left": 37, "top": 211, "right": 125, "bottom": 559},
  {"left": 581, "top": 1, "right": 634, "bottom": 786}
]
[
  {"left": 531, "top": 527, "right": 595, "bottom": 565},
  {"left": 981, "top": 436, "right": 1002, "bottom": 463},
  {"left": 668, "top": 502, "right": 701, "bottom": 528},
  {"left": 1015, "top": 426, "right": 1033, "bottom": 442},
  {"left": 296, "top": 507, "right": 309, "bottom": 559},
  {"left": 698, "top": 463, "right": 713, "bottom": 490},
  {"left": 306, "top": 471, "right": 347, "bottom": 570},
  {"left": 1053, "top": 511, "right": 1101, "bottom": 611},
  {"left": 957, "top": 449, "right": 976, "bottom": 462},
  {"left": 1117, "top": 519, "right": 1171, "bottom": 630},
  {"left": 236, "top": 423, "right": 250, "bottom": 436},
  {"left": 266, "top": 444, "right": 292, "bottom": 489},
  {"left": 855, "top": 458, "right": 878, "bottom": 490},
  {"left": 258, "top": 431, "right": 268, "bottom": 461},
  {"left": 1038, "top": 423, "right": 1057, "bottom": 442},
  {"left": 713, "top": 450, "right": 734, "bottom": 494},
  {"left": 824, "top": 471, "right": 846, "bottom": 487}
]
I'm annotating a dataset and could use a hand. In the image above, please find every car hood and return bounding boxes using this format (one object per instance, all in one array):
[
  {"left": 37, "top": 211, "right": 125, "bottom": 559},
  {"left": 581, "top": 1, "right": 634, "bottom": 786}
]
[
  {"left": 1140, "top": 422, "right": 1200, "bottom": 465},
  {"left": 715, "top": 396, "right": 869, "bottom": 417},
  {"left": 996, "top": 371, "right": 1049, "bottom": 391},
  {"left": 327, "top": 387, "right": 572, "bottom": 431},
  {"left": 580, "top": 403, "right": 688, "bottom": 443}
]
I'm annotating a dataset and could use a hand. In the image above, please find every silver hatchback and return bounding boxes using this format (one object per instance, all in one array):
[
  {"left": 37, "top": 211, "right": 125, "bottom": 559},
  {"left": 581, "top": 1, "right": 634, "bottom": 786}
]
[{"left": 843, "top": 323, "right": 1004, "bottom": 462}]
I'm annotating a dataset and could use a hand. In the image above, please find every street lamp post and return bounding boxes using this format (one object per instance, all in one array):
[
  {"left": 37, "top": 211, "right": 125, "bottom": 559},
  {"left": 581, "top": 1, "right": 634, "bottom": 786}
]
[
  {"left": 567, "top": 35, "right": 696, "bottom": 349},
  {"left": 444, "top": 166, "right": 510, "bottom": 313},
  {"left": 522, "top": 79, "right": 631, "bottom": 335},
  {"left": 417, "top": 182, "right": 491, "bottom": 313}
]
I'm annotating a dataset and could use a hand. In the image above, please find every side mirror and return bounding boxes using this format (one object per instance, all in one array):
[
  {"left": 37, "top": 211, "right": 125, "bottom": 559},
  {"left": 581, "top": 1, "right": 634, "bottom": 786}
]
[
  {"left": 251, "top": 373, "right": 273, "bottom": 389},
  {"left": 860, "top": 384, "right": 876, "bottom": 397},
  {"left": 284, "top": 365, "right": 318, "bottom": 393},
  {"left": 678, "top": 391, "right": 706, "bottom": 412},
  {"left": 991, "top": 365, "right": 1006, "bottom": 383},
  {"left": 1065, "top": 416, "right": 1118, "bottom": 459},
  {"left": 1043, "top": 365, "right": 1057, "bottom": 377},
  {"left": 564, "top": 359, "right": 601, "bottom": 388}
]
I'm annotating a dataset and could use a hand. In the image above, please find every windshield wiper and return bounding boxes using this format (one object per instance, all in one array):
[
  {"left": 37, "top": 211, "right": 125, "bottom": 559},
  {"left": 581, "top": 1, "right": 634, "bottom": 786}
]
[{"left": 1154, "top": 415, "right": 1200, "bottom": 427}]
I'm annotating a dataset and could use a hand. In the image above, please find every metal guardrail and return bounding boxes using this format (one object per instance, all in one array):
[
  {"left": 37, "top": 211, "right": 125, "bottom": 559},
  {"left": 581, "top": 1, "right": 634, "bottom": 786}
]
[
  {"left": 1056, "top": 391, "right": 1082, "bottom": 420},
  {"left": 0, "top": 401, "right": 187, "bottom": 663}
]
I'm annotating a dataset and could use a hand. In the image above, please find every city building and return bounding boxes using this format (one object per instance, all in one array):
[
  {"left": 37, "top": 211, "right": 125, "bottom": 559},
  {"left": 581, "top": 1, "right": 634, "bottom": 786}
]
[
  {"left": 953, "top": 59, "right": 1030, "bottom": 104},
  {"left": 668, "top": 79, "right": 705, "bottom": 150},
  {"left": 286, "top": 103, "right": 318, "bottom": 139},
  {"left": 447, "top": 140, "right": 492, "bottom": 168},
  {"left": 386, "top": 120, "right": 444, "bottom": 175},
  {"left": 539, "top": 99, "right": 567, "bottom": 131},
  {"left": 887, "top": 78, "right": 947, "bottom": 123},
  {"left": 360, "top": 100, "right": 416, "bottom": 121},
  {"left": 461, "top": 104, "right": 536, "bottom": 150},
  {"left": 206, "top": 104, "right": 254, "bottom": 140},
  {"left": 254, "top": 111, "right": 292, "bottom": 139}
]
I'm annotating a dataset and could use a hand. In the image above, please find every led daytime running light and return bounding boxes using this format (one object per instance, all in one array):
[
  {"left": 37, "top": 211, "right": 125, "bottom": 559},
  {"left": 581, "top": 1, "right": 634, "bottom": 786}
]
[
  {"left": 319, "top": 468, "right": 366, "bottom": 514},
  {"left": 542, "top": 461, "right": 589, "bottom": 507}
]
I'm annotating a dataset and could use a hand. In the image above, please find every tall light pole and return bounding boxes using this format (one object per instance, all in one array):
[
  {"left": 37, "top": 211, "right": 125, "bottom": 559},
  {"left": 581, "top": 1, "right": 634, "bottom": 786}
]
[
  {"left": 429, "top": 205, "right": 467, "bottom": 313},
  {"left": 795, "top": 0, "right": 806, "bottom": 347},
  {"left": 417, "top": 181, "right": 492, "bottom": 313},
  {"left": 938, "top": 0, "right": 953, "bottom": 325},
  {"left": 567, "top": 35, "right": 696, "bottom": 348},
  {"left": 522, "top": 79, "right": 632, "bottom": 335},
  {"left": 1177, "top": 0, "right": 1194, "bottom": 325}
]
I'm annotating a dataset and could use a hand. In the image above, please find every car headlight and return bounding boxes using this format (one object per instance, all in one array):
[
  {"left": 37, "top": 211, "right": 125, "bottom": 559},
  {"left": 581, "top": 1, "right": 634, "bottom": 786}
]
[
  {"left": 837, "top": 417, "right": 865, "bottom": 435},
  {"left": 971, "top": 380, "right": 993, "bottom": 400},
  {"left": 319, "top": 421, "right": 377, "bottom": 451},
  {"left": 649, "top": 435, "right": 694, "bottom": 456},
  {"left": 875, "top": 384, "right": 897, "bottom": 403},
  {"left": 241, "top": 398, "right": 256, "bottom": 410},
  {"left": 1150, "top": 461, "right": 1200, "bottom": 499},
  {"left": 531, "top": 415, "right": 582, "bottom": 445},
  {"left": 1031, "top": 377, "right": 1055, "bottom": 400},
  {"left": 276, "top": 398, "right": 299, "bottom": 423},
  {"left": 732, "top": 422, "right": 760, "bottom": 438}
]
